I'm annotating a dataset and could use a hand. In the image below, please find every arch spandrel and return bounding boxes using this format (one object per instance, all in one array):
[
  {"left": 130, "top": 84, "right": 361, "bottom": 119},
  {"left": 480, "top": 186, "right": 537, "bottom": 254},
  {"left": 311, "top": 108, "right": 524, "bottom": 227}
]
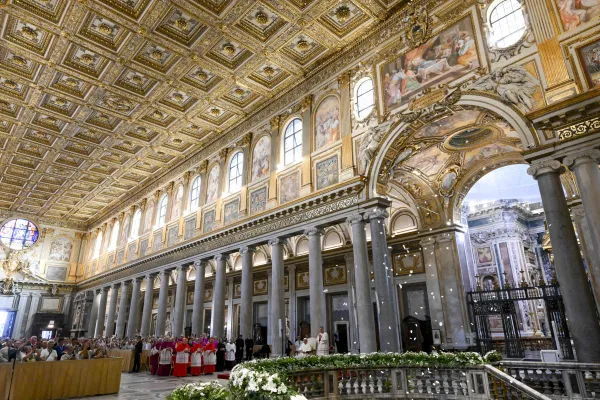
[{"left": 368, "top": 93, "right": 535, "bottom": 230}]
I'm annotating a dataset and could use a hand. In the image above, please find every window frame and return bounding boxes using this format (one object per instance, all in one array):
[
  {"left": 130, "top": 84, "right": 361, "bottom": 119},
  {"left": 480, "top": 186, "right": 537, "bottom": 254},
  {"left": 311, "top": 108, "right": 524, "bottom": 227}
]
[
  {"left": 189, "top": 176, "right": 201, "bottom": 211},
  {"left": 283, "top": 118, "right": 303, "bottom": 167},
  {"left": 157, "top": 194, "right": 168, "bottom": 227},
  {"left": 354, "top": 77, "right": 375, "bottom": 121},
  {"left": 130, "top": 209, "right": 141, "bottom": 240},
  {"left": 93, "top": 231, "right": 103, "bottom": 259},
  {"left": 109, "top": 221, "right": 119, "bottom": 250},
  {"left": 0, "top": 218, "right": 39, "bottom": 251},
  {"left": 488, "top": 0, "right": 526, "bottom": 49},
  {"left": 228, "top": 151, "right": 244, "bottom": 193}
]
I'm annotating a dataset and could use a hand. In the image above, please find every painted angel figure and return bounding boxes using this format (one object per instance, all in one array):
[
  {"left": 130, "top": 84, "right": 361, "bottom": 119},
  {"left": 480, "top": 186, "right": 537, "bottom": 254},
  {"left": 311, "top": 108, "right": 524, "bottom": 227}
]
[{"left": 469, "top": 66, "right": 540, "bottom": 112}]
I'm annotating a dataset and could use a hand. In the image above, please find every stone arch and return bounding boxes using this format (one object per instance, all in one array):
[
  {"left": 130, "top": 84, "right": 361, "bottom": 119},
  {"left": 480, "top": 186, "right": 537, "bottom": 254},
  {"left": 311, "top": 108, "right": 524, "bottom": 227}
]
[
  {"left": 323, "top": 227, "right": 344, "bottom": 250},
  {"left": 367, "top": 94, "right": 537, "bottom": 199},
  {"left": 295, "top": 235, "right": 309, "bottom": 256}
]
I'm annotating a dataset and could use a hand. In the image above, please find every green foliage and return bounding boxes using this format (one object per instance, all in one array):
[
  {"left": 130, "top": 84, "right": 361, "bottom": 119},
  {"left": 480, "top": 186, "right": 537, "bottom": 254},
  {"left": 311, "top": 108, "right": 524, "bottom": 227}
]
[
  {"left": 484, "top": 350, "right": 502, "bottom": 363},
  {"left": 166, "top": 381, "right": 229, "bottom": 400}
]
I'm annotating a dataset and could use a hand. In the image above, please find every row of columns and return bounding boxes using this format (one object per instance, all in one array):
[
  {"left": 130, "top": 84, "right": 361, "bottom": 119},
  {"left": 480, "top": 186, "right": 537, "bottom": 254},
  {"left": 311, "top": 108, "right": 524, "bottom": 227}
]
[
  {"left": 84, "top": 206, "right": 400, "bottom": 356},
  {"left": 528, "top": 149, "right": 600, "bottom": 363}
]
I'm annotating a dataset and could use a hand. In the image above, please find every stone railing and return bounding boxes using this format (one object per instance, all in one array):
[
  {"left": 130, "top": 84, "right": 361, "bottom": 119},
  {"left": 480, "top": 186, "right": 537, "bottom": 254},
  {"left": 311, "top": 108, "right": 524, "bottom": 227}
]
[
  {"left": 287, "top": 365, "right": 551, "bottom": 399},
  {"left": 496, "top": 361, "right": 600, "bottom": 399}
]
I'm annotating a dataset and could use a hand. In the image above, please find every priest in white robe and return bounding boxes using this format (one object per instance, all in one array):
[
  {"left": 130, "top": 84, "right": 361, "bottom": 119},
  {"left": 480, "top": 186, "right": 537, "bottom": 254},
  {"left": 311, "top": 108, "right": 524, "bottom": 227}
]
[{"left": 317, "top": 326, "right": 329, "bottom": 356}]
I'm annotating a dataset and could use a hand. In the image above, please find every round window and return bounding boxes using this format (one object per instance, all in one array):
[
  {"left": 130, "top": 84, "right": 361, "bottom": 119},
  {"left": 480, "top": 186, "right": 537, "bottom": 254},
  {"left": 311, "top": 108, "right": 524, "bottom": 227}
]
[{"left": 0, "top": 218, "right": 40, "bottom": 250}]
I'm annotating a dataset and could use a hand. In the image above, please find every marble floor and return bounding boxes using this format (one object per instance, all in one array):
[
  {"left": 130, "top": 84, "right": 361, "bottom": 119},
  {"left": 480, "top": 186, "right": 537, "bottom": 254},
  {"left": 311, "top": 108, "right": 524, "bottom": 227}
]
[{"left": 72, "top": 372, "right": 230, "bottom": 399}]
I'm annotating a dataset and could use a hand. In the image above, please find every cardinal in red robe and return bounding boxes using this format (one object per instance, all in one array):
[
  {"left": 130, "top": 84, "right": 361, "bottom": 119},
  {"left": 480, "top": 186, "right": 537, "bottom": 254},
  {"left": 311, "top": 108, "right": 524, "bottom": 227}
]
[
  {"left": 203, "top": 337, "right": 217, "bottom": 374},
  {"left": 173, "top": 338, "right": 190, "bottom": 377}
]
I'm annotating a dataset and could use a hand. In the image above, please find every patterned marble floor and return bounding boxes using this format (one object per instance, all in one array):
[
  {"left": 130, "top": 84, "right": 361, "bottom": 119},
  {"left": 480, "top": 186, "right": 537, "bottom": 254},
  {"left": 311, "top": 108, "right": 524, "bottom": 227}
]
[{"left": 71, "top": 372, "right": 230, "bottom": 399}]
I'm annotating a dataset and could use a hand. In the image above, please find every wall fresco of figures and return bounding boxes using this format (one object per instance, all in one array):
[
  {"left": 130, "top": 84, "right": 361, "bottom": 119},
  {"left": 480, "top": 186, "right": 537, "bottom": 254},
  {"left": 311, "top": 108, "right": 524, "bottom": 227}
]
[
  {"left": 203, "top": 209, "right": 215, "bottom": 233},
  {"left": 316, "top": 155, "right": 339, "bottom": 190},
  {"left": 223, "top": 198, "right": 240, "bottom": 225},
  {"left": 48, "top": 236, "right": 72, "bottom": 262},
  {"left": 144, "top": 202, "right": 154, "bottom": 234},
  {"left": 250, "top": 187, "right": 267, "bottom": 214},
  {"left": 172, "top": 185, "right": 184, "bottom": 220},
  {"left": 381, "top": 16, "right": 479, "bottom": 112},
  {"left": 557, "top": 0, "right": 600, "bottom": 31},
  {"left": 315, "top": 95, "right": 341, "bottom": 149},
  {"left": 279, "top": 170, "right": 300, "bottom": 204},
  {"left": 206, "top": 164, "right": 220, "bottom": 204},
  {"left": 252, "top": 135, "right": 271, "bottom": 181},
  {"left": 578, "top": 38, "right": 600, "bottom": 88}
]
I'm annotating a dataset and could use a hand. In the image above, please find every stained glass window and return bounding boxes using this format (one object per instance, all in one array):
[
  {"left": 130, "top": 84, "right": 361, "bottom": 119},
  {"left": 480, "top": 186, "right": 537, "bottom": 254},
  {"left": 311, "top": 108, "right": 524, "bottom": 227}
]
[{"left": 0, "top": 218, "right": 39, "bottom": 250}]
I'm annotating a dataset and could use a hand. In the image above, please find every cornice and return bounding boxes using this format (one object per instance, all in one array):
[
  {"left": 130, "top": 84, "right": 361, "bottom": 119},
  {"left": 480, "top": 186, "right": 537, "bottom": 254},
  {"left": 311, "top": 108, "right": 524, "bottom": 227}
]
[
  {"left": 86, "top": 0, "right": 441, "bottom": 229},
  {"left": 0, "top": 210, "right": 87, "bottom": 231}
]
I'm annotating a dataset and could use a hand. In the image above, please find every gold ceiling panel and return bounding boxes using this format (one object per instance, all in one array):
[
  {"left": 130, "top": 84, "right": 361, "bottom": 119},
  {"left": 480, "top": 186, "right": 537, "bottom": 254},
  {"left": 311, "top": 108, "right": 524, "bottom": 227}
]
[{"left": 0, "top": 0, "right": 391, "bottom": 225}]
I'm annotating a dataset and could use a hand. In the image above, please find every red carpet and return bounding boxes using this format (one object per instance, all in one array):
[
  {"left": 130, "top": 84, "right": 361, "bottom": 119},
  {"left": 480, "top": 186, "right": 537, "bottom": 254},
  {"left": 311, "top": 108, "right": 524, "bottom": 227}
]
[{"left": 217, "top": 373, "right": 230, "bottom": 380}]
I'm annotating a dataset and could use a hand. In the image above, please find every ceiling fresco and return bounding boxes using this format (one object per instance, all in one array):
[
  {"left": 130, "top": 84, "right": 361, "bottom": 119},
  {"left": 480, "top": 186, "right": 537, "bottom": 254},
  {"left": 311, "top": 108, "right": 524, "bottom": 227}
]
[
  {"left": 0, "top": 0, "right": 391, "bottom": 225},
  {"left": 383, "top": 107, "right": 524, "bottom": 227}
]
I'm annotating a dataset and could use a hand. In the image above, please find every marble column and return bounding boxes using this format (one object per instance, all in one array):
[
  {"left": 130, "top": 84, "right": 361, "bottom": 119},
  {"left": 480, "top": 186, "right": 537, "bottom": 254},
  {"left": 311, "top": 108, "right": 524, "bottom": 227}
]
[
  {"left": 173, "top": 265, "right": 188, "bottom": 338},
  {"left": 24, "top": 294, "right": 41, "bottom": 338},
  {"left": 270, "top": 238, "right": 285, "bottom": 357},
  {"left": 191, "top": 260, "right": 206, "bottom": 336},
  {"left": 126, "top": 277, "right": 143, "bottom": 338},
  {"left": 267, "top": 270, "right": 272, "bottom": 345},
  {"left": 288, "top": 264, "right": 297, "bottom": 343},
  {"left": 211, "top": 255, "right": 227, "bottom": 339},
  {"left": 305, "top": 228, "right": 326, "bottom": 337},
  {"left": 347, "top": 214, "right": 377, "bottom": 353},
  {"left": 115, "top": 281, "right": 130, "bottom": 338},
  {"left": 564, "top": 149, "right": 600, "bottom": 308},
  {"left": 226, "top": 278, "right": 234, "bottom": 339},
  {"left": 87, "top": 290, "right": 100, "bottom": 337},
  {"left": 105, "top": 284, "right": 119, "bottom": 337},
  {"left": 366, "top": 207, "right": 401, "bottom": 353},
  {"left": 420, "top": 237, "right": 445, "bottom": 339},
  {"left": 140, "top": 274, "right": 155, "bottom": 336},
  {"left": 12, "top": 294, "right": 30, "bottom": 339},
  {"left": 528, "top": 160, "right": 600, "bottom": 362},
  {"left": 239, "top": 247, "right": 255, "bottom": 339},
  {"left": 156, "top": 270, "right": 170, "bottom": 336},
  {"left": 95, "top": 287, "right": 109, "bottom": 337},
  {"left": 344, "top": 254, "right": 359, "bottom": 354},
  {"left": 572, "top": 206, "right": 600, "bottom": 311}
]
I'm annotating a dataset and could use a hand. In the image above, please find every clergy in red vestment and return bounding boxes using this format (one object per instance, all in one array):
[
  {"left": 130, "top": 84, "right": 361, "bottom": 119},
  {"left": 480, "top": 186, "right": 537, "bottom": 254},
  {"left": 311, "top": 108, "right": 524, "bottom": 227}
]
[
  {"left": 203, "top": 337, "right": 217, "bottom": 374},
  {"left": 173, "top": 338, "right": 190, "bottom": 377},
  {"left": 190, "top": 341, "right": 203, "bottom": 376}
]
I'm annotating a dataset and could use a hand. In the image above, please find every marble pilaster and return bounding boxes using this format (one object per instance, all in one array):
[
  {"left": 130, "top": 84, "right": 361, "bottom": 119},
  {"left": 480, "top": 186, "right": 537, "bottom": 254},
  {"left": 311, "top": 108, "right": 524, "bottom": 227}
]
[
  {"left": 86, "top": 290, "right": 100, "bottom": 337},
  {"left": 226, "top": 277, "right": 234, "bottom": 339},
  {"left": 288, "top": 264, "right": 297, "bottom": 343}
]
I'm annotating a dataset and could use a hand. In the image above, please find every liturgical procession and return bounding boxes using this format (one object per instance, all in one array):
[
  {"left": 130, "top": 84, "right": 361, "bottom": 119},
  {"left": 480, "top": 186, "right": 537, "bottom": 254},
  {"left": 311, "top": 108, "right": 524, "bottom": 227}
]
[{"left": 1, "top": 0, "right": 600, "bottom": 399}]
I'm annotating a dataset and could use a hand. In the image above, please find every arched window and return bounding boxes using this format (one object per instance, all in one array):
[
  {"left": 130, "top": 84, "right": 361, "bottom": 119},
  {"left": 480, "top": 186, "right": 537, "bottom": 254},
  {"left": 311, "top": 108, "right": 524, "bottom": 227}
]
[
  {"left": 488, "top": 0, "right": 526, "bottom": 48},
  {"left": 229, "top": 152, "right": 244, "bottom": 192},
  {"left": 190, "top": 176, "right": 201, "bottom": 211},
  {"left": 355, "top": 78, "right": 375, "bottom": 120},
  {"left": 130, "top": 209, "right": 141, "bottom": 239},
  {"left": 109, "top": 221, "right": 119, "bottom": 250},
  {"left": 157, "top": 194, "right": 168, "bottom": 227},
  {"left": 283, "top": 118, "right": 302, "bottom": 166},
  {"left": 93, "top": 231, "right": 103, "bottom": 259}
]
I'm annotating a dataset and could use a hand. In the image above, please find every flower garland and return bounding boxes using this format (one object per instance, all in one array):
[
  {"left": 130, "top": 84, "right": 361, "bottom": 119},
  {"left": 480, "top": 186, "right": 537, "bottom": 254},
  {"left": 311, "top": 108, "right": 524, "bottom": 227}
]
[{"left": 168, "top": 351, "right": 501, "bottom": 400}]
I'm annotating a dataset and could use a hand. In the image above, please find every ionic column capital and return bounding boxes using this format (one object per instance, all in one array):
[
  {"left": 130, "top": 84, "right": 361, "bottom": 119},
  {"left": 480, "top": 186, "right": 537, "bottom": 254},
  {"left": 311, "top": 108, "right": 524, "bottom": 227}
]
[
  {"left": 268, "top": 237, "right": 285, "bottom": 246},
  {"left": 365, "top": 206, "right": 389, "bottom": 221},
  {"left": 346, "top": 213, "right": 366, "bottom": 225},
  {"left": 304, "top": 227, "right": 324, "bottom": 236},
  {"left": 132, "top": 276, "right": 143, "bottom": 283},
  {"left": 144, "top": 272, "right": 157, "bottom": 280},
  {"left": 239, "top": 246, "right": 256, "bottom": 255},
  {"left": 110, "top": 283, "right": 120, "bottom": 289},
  {"left": 194, "top": 259, "right": 208, "bottom": 268},
  {"left": 527, "top": 160, "right": 564, "bottom": 179},
  {"left": 419, "top": 237, "right": 436, "bottom": 246},
  {"left": 176, "top": 264, "right": 189, "bottom": 272},
  {"left": 563, "top": 149, "right": 600, "bottom": 170},
  {"left": 287, "top": 264, "right": 297, "bottom": 273},
  {"left": 214, "top": 254, "right": 228, "bottom": 262}
]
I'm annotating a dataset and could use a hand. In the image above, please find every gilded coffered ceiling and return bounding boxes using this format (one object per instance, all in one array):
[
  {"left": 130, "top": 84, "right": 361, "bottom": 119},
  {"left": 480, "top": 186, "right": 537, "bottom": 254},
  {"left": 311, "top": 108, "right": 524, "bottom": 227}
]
[{"left": 0, "top": 0, "right": 396, "bottom": 226}]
